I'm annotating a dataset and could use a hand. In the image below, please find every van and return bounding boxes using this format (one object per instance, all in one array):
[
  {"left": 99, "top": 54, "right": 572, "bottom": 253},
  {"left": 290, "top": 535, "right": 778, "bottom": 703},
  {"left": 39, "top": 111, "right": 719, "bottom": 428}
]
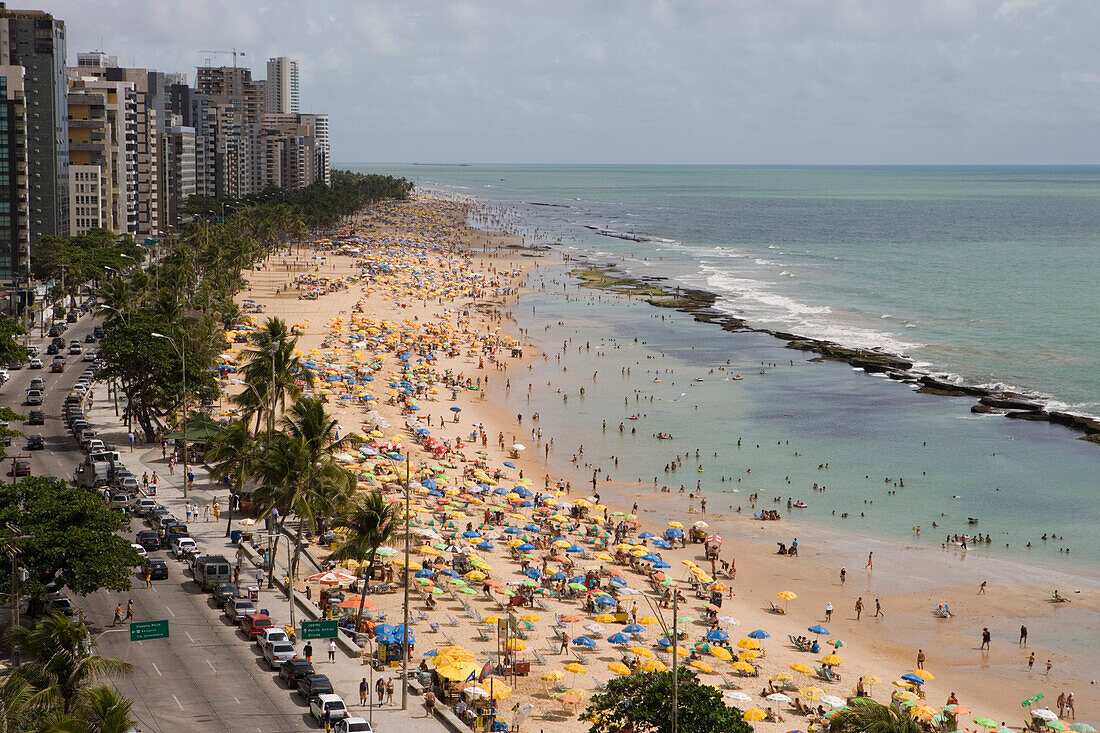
[{"left": 194, "top": 554, "right": 232, "bottom": 590}]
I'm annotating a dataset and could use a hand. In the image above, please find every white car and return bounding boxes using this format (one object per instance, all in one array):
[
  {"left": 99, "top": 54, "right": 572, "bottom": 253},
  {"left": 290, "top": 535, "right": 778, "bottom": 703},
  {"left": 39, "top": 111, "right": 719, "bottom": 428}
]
[
  {"left": 256, "top": 626, "right": 290, "bottom": 651},
  {"left": 309, "top": 694, "right": 348, "bottom": 723},
  {"left": 83, "top": 351, "right": 96, "bottom": 362},
  {"left": 130, "top": 543, "right": 147, "bottom": 559},
  {"left": 169, "top": 536, "right": 198, "bottom": 559},
  {"left": 263, "top": 640, "right": 297, "bottom": 669},
  {"left": 335, "top": 718, "right": 373, "bottom": 733}
]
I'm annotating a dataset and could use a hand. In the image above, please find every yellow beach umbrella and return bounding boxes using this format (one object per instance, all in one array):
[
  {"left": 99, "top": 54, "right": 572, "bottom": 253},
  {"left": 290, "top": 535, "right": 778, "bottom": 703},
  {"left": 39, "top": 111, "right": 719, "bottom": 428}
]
[
  {"left": 629, "top": 646, "right": 654, "bottom": 659},
  {"left": 563, "top": 663, "right": 587, "bottom": 674},
  {"left": 738, "top": 650, "right": 760, "bottom": 660},
  {"left": 893, "top": 679, "right": 918, "bottom": 689},
  {"left": 637, "top": 616, "right": 659, "bottom": 625},
  {"left": 667, "top": 521, "right": 684, "bottom": 529},
  {"left": 909, "top": 669, "right": 934, "bottom": 681},
  {"left": 640, "top": 660, "right": 667, "bottom": 673},
  {"left": 733, "top": 661, "right": 755, "bottom": 674},
  {"left": 743, "top": 709, "right": 767, "bottom": 722},
  {"left": 790, "top": 663, "right": 814, "bottom": 675},
  {"left": 435, "top": 661, "right": 479, "bottom": 681},
  {"left": 608, "top": 662, "right": 631, "bottom": 675},
  {"left": 594, "top": 614, "right": 616, "bottom": 623},
  {"left": 483, "top": 615, "right": 501, "bottom": 625},
  {"left": 541, "top": 670, "right": 565, "bottom": 681},
  {"left": 820, "top": 654, "right": 844, "bottom": 665},
  {"left": 800, "top": 686, "right": 826, "bottom": 700},
  {"left": 769, "top": 673, "right": 792, "bottom": 682},
  {"left": 861, "top": 675, "right": 883, "bottom": 686},
  {"left": 777, "top": 591, "right": 797, "bottom": 600},
  {"left": 709, "top": 647, "right": 733, "bottom": 661},
  {"left": 504, "top": 639, "right": 527, "bottom": 651},
  {"left": 520, "top": 614, "right": 541, "bottom": 623},
  {"left": 893, "top": 691, "right": 918, "bottom": 702},
  {"left": 689, "top": 660, "right": 713, "bottom": 673},
  {"left": 737, "top": 639, "right": 761, "bottom": 650}
]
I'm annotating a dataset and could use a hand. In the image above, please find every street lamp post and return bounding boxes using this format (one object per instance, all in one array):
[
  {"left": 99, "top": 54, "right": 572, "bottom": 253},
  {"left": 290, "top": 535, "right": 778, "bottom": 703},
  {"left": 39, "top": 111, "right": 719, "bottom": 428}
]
[{"left": 151, "top": 332, "right": 187, "bottom": 499}]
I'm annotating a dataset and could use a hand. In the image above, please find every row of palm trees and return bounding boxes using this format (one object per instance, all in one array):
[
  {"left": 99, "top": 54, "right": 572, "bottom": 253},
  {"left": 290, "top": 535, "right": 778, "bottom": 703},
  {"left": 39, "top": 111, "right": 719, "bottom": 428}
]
[
  {"left": 206, "top": 317, "right": 401, "bottom": 629},
  {"left": 2, "top": 613, "right": 135, "bottom": 732}
]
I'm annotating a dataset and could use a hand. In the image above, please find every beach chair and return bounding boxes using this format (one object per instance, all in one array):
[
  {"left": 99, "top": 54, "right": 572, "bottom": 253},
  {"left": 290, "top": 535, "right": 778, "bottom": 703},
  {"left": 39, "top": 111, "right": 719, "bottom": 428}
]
[
  {"left": 769, "top": 601, "right": 786, "bottom": 615},
  {"left": 532, "top": 651, "right": 548, "bottom": 666},
  {"left": 815, "top": 668, "right": 841, "bottom": 683},
  {"left": 475, "top": 627, "right": 491, "bottom": 642},
  {"left": 429, "top": 622, "right": 440, "bottom": 634},
  {"left": 536, "top": 599, "right": 551, "bottom": 612},
  {"left": 594, "top": 678, "right": 608, "bottom": 692},
  {"left": 376, "top": 611, "right": 388, "bottom": 622},
  {"left": 443, "top": 633, "right": 458, "bottom": 646},
  {"left": 470, "top": 608, "right": 483, "bottom": 623},
  {"left": 720, "top": 674, "right": 741, "bottom": 690},
  {"left": 414, "top": 609, "right": 430, "bottom": 623},
  {"left": 445, "top": 614, "right": 461, "bottom": 627},
  {"left": 571, "top": 649, "right": 588, "bottom": 664},
  {"left": 553, "top": 681, "right": 570, "bottom": 694},
  {"left": 550, "top": 626, "right": 564, "bottom": 641},
  {"left": 515, "top": 628, "right": 529, "bottom": 640}
]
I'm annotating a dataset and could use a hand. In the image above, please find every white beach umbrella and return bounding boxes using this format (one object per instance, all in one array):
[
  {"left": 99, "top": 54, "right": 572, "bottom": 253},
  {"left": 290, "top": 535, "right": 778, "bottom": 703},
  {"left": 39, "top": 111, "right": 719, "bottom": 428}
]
[
  {"left": 821, "top": 695, "right": 846, "bottom": 708},
  {"left": 1032, "top": 710, "right": 1058, "bottom": 721},
  {"left": 717, "top": 616, "right": 741, "bottom": 626},
  {"left": 724, "top": 691, "right": 753, "bottom": 704},
  {"left": 767, "top": 693, "right": 792, "bottom": 703}
]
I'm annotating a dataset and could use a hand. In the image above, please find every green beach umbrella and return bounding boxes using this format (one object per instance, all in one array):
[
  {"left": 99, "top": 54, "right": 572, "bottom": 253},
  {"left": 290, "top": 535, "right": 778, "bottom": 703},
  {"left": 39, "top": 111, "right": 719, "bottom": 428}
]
[
  {"left": 430, "top": 587, "right": 445, "bottom": 596},
  {"left": 1046, "top": 722, "right": 1067, "bottom": 732},
  {"left": 376, "top": 548, "right": 396, "bottom": 557},
  {"left": 1069, "top": 726, "right": 1096, "bottom": 733},
  {"left": 415, "top": 577, "right": 432, "bottom": 586},
  {"left": 974, "top": 718, "right": 999, "bottom": 728},
  {"left": 568, "top": 583, "right": 587, "bottom": 591},
  {"left": 459, "top": 587, "right": 477, "bottom": 595}
]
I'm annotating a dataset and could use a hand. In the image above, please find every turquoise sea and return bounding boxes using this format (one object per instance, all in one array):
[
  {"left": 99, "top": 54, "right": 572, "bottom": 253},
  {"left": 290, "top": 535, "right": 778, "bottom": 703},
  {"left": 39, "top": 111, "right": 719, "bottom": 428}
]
[{"left": 347, "top": 164, "right": 1100, "bottom": 574}]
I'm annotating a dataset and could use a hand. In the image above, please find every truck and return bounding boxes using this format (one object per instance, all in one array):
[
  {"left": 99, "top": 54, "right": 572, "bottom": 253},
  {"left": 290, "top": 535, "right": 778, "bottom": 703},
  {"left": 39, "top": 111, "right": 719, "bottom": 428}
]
[
  {"left": 74, "top": 450, "right": 122, "bottom": 490},
  {"left": 193, "top": 554, "right": 232, "bottom": 591}
]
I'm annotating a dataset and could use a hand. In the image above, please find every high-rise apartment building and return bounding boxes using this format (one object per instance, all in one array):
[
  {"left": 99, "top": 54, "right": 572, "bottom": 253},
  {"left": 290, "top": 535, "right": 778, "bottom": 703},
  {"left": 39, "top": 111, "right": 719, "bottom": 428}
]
[
  {"left": 265, "top": 56, "right": 298, "bottom": 114},
  {"left": 0, "top": 5, "right": 69, "bottom": 250},
  {"left": 165, "top": 117, "right": 195, "bottom": 228},
  {"left": 0, "top": 65, "right": 29, "bottom": 280}
]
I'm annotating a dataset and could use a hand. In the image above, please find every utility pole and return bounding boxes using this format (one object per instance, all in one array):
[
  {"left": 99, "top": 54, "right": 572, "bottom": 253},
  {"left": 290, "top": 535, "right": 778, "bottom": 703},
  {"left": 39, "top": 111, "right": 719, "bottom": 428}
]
[
  {"left": 401, "top": 453, "right": 410, "bottom": 710},
  {"left": 4, "top": 524, "right": 33, "bottom": 664},
  {"left": 671, "top": 586, "right": 678, "bottom": 733}
]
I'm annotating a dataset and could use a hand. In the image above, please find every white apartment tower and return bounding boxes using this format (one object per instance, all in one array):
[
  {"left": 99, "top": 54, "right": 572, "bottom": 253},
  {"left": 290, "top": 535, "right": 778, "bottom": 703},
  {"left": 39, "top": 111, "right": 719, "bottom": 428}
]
[{"left": 265, "top": 56, "right": 298, "bottom": 114}]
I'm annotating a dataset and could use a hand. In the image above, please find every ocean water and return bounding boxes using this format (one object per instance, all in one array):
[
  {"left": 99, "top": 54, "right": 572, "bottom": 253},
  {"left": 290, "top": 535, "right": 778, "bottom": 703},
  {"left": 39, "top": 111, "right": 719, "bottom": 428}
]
[
  {"left": 347, "top": 164, "right": 1100, "bottom": 574},
  {"left": 354, "top": 164, "right": 1100, "bottom": 417}
]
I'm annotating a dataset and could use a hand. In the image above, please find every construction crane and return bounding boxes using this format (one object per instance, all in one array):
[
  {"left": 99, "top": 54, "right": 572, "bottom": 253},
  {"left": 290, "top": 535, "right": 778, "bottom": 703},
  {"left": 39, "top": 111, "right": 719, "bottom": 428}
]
[{"left": 199, "top": 48, "right": 246, "bottom": 68}]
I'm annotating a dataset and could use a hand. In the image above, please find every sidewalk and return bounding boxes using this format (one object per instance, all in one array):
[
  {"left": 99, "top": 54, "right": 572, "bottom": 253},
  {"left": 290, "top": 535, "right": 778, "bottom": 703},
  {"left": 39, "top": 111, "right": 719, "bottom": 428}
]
[{"left": 83, "top": 395, "right": 452, "bottom": 731}]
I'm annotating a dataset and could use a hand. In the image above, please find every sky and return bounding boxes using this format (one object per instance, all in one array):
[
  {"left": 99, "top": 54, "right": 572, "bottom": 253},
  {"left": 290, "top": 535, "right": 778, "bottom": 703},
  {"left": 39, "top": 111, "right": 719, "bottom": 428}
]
[{"left": 47, "top": 0, "right": 1100, "bottom": 165}]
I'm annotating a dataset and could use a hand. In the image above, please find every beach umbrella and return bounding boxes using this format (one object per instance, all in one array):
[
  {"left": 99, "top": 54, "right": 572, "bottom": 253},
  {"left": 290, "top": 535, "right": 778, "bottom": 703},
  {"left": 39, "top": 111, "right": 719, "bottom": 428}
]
[
  {"left": 808, "top": 625, "right": 829, "bottom": 635},
  {"left": 1069, "top": 726, "right": 1097, "bottom": 733},
  {"left": 630, "top": 646, "right": 654, "bottom": 659},
  {"left": 777, "top": 590, "right": 797, "bottom": 611},
  {"left": 572, "top": 636, "right": 596, "bottom": 648},
  {"left": 893, "top": 680, "right": 918, "bottom": 689},
  {"left": 909, "top": 669, "right": 934, "bottom": 681},
  {"left": 724, "top": 691, "right": 753, "bottom": 704},
  {"left": 861, "top": 675, "right": 882, "bottom": 686},
  {"left": 640, "top": 660, "right": 667, "bottom": 673},
  {"left": 738, "top": 639, "right": 761, "bottom": 650},
  {"left": 799, "top": 686, "right": 825, "bottom": 700},
  {"left": 900, "top": 673, "right": 924, "bottom": 685},
  {"left": 820, "top": 654, "right": 845, "bottom": 665},
  {"left": 790, "top": 663, "right": 814, "bottom": 675},
  {"left": 1032, "top": 711, "right": 1059, "bottom": 722},
  {"left": 689, "top": 660, "right": 713, "bottom": 674},
  {"left": 767, "top": 693, "right": 792, "bottom": 703},
  {"left": 564, "top": 662, "right": 587, "bottom": 684},
  {"left": 608, "top": 633, "right": 631, "bottom": 645},
  {"left": 738, "top": 650, "right": 760, "bottom": 660},
  {"left": 623, "top": 624, "right": 644, "bottom": 634},
  {"left": 894, "top": 692, "right": 919, "bottom": 702},
  {"left": 747, "top": 629, "right": 770, "bottom": 639},
  {"left": 541, "top": 670, "right": 565, "bottom": 682},
  {"left": 1045, "top": 723, "right": 1067, "bottom": 732},
  {"left": 717, "top": 616, "right": 741, "bottom": 627},
  {"left": 743, "top": 709, "right": 767, "bottom": 722},
  {"left": 667, "top": 521, "right": 684, "bottom": 529},
  {"left": 732, "top": 661, "right": 755, "bottom": 674},
  {"left": 608, "top": 662, "right": 631, "bottom": 675},
  {"left": 504, "top": 639, "right": 527, "bottom": 651},
  {"left": 709, "top": 646, "right": 733, "bottom": 661},
  {"left": 974, "top": 719, "right": 1000, "bottom": 728},
  {"left": 595, "top": 596, "right": 618, "bottom": 607},
  {"left": 637, "top": 616, "right": 659, "bottom": 625},
  {"left": 705, "top": 629, "right": 729, "bottom": 642},
  {"left": 450, "top": 406, "right": 461, "bottom": 412},
  {"left": 944, "top": 705, "right": 971, "bottom": 716},
  {"left": 584, "top": 622, "right": 606, "bottom": 635},
  {"left": 821, "top": 695, "right": 847, "bottom": 708}
]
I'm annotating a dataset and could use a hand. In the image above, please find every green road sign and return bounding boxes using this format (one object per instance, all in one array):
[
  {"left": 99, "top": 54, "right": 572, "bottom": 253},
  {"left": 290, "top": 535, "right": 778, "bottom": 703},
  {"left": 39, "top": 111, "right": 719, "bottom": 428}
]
[
  {"left": 300, "top": 619, "right": 338, "bottom": 640},
  {"left": 130, "top": 619, "right": 169, "bottom": 641}
]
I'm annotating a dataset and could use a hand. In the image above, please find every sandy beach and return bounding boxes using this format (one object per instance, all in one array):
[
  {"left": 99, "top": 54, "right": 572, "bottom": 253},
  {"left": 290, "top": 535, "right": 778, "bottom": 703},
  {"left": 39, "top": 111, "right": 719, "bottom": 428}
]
[{"left": 228, "top": 193, "right": 1097, "bottom": 732}]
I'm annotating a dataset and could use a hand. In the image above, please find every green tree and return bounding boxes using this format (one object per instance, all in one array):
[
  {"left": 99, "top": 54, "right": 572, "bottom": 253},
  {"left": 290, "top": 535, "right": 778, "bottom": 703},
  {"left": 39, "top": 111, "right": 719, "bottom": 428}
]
[
  {"left": 0, "top": 673, "right": 39, "bottom": 733},
  {"left": 205, "top": 419, "right": 262, "bottom": 537},
  {"left": 330, "top": 491, "right": 400, "bottom": 625},
  {"left": 825, "top": 698, "right": 921, "bottom": 733},
  {"left": 581, "top": 668, "right": 752, "bottom": 733},
  {"left": 232, "top": 317, "right": 314, "bottom": 432},
  {"left": 42, "top": 684, "right": 138, "bottom": 733},
  {"left": 0, "top": 478, "right": 140, "bottom": 612},
  {"left": 5, "top": 613, "right": 131, "bottom": 715}
]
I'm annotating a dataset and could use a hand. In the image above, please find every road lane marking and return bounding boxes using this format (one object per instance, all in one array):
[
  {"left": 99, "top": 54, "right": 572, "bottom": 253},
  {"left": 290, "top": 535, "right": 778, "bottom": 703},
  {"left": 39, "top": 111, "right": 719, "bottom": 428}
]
[
  {"left": 185, "top": 631, "right": 196, "bottom": 643},
  {"left": 172, "top": 694, "right": 183, "bottom": 710},
  {"left": 232, "top": 695, "right": 240, "bottom": 704},
  {"left": 151, "top": 662, "right": 162, "bottom": 677},
  {"left": 206, "top": 660, "right": 216, "bottom": 673},
  {"left": 165, "top": 605, "right": 175, "bottom": 617}
]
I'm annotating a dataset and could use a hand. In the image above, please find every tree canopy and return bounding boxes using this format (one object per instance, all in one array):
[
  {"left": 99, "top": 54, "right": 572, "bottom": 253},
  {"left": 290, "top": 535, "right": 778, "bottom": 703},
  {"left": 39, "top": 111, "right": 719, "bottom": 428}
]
[
  {"left": 0, "top": 478, "right": 139, "bottom": 610},
  {"left": 581, "top": 668, "right": 753, "bottom": 733}
]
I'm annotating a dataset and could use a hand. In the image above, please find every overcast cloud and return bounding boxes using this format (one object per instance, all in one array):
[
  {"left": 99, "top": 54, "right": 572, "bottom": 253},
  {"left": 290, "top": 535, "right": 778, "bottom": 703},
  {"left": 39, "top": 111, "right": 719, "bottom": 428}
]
[{"left": 46, "top": 0, "right": 1100, "bottom": 164}]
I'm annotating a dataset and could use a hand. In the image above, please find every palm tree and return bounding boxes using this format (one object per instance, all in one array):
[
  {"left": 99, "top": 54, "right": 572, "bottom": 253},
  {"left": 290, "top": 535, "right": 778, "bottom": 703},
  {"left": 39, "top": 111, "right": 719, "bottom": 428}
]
[
  {"left": 827, "top": 697, "right": 922, "bottom": 733},
  {"left": 0, "top": 673, "right": 39, "bottom": 733},
  {"left": 206, "top": 419, "right": 262, "bottom": 537},
  {"left": 232, "top": 317, "right": 314, "bottom": 432},
  {"left": 330, "top": 491, "right": 400, "bottom": 625},
  {"left": 5, "top": 613, "right": 131, "bottom": 715}
]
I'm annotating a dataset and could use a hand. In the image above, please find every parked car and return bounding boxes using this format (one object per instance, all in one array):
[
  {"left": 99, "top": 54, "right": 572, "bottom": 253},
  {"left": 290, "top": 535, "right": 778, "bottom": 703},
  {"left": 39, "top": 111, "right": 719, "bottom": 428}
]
[
  {"left": 335, "top": 718, "right": 373, "bottom": 733},
  {"left": 223, "top": 597, "right": 256, "bottom": 623},
  {"left": 308, "top": 693, "right": 347, "bottom": 723},
  {"left": 278, "top": 658, "right": 315, "bottom": 687},
  {"left": 212, "top": 582, "right": 239, "bottom": 608},
  {"left": 83, "top": 350, "right": 97, "bottom": 362},
  {"left": 240, "top": 613, "right": 273, "bottom": 640},
  {"left": 130, "top": 543, "right": 147, "bottom": 559},
  {"left": 27, "top": 435, "right": 44, "bottom": 450},
  {"left": 12, "top": 459, "right": 30, "bottom": 477},
  {"left": 297, "top": 673, "right": 334, "bottom": 700},
  {"left": 169, "top": 536, "right": 198, "bottom": 559},
  {"left": 136, "top": 530, "right": 160, "bottom": 551},
  {"left": 84, "top": 332, "right": 97, "bottom": 343},
  {"left": 144, "top": 558, "right": 168, "bottom": 580},
  {"left": 255, "top": 626, "right": 289, "bottom": 651},
  {"left": 45, "top": 594, "right": 75, "bottom": 617},
  {"left": 263, "top": 640, "right": 296, "bottom": 669}
]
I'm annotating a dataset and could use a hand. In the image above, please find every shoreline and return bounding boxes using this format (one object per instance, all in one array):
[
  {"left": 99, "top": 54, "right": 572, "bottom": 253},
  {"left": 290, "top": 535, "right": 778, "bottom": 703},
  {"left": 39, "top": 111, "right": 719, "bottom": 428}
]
[{"left": 234, "top": 193, "right": 1098, "bottom": 729}]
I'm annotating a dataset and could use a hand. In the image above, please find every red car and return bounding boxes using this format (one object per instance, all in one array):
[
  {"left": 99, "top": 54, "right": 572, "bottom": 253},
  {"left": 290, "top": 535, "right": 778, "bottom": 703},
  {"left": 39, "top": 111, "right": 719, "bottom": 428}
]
[{"left": 240, "top": 613, "right": 273, "bottom": 640}]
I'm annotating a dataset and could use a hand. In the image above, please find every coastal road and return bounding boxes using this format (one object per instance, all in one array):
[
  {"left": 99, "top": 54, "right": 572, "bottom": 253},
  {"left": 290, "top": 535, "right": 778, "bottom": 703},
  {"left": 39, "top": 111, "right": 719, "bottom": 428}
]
[{"left": 1, "top": 312, "right": 318, "bottom": 732}]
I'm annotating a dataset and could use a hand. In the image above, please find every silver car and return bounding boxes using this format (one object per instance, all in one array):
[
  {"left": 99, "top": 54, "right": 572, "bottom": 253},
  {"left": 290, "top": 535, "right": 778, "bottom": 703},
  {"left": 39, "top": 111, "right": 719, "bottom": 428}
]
[{"left": 263, "top": 641, "right": 297, "bottom": 669}]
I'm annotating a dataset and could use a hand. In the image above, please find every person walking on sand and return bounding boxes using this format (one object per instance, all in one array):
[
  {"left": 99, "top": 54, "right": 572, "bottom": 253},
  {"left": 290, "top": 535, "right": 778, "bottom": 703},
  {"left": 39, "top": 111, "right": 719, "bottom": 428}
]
[
  {"left": 874, "top": 598, "right": 883, "bottom": 618},
  {"left": 359, "top": 677, "right": 368, "bottom": 706},
  {"left": 1066, "top": 692, "right": 1074, "bottom": 719},
  {"left": 980, "top": 627, "right": 991, "bottom": 650},
  {"left": 1057, "top": 692, "right": 1066, "bottom": 717},
  {"left": 855, "top": 597, "right": 864, "bottom": 621},
  {"left": 865, "top": 552, "right": 873, "bottom": 570},
  {"left": 916, "top": 649, "right": 926, "bottom": 670},
  {"left": 385, "top": 677, "right": 394, "bottom": 705},
  {"left": 1045, "top": 659, "right": 1052, "bottom": 676},
  {"left": 1020, "top": 625, "right": 1028, "bottom": 646},
  {"left": 1027, "top": 652, "right": 1035, "bottom": 670},
  {"left": 978, "top": 580, "right": 987, "bottom": 595},
  {"left": 840, "top": 566, "right": 846, "bottom": 584},
  {"left": 560, "top": 631, "right": 569, "bottom": 655},
  {"left": 824, "top": 602, "right": 833, "bottom": 623},
  {"left": 328, "top": 639, "right": 337, "bottom": 662}
]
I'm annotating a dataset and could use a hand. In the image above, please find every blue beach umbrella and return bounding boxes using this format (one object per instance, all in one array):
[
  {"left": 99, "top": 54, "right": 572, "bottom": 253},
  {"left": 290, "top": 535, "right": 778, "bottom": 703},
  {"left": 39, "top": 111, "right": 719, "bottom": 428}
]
[
  {"left": 594, "top": 596, "right": 618, "bottom": 607},
  {"left": 572, "top": 636, "right": 596, "bottom": 648},
  {"left": 608, "top": 633, "right": 631, "bottom": 645},
  {"left": 705, "top": 629, "right": 729, "bottom": 642},
  {"left": 653, "top": 560, "right": 671, "bottom": 569},
  {"left": 623, "top": 624, "right": 644, "bottom": 634},
  {"left": 477, "top": 541, "right": 494, "bottom": 551},
  {"left": 900, "top": 674, "right": 924, "bottom": 685},
  {"left": 747, "top": 630, "right": 770, "bottom": 639},
  {"left": 503, "top": 461, "right": 516, "bottom": 468},
  {"left": 808, "top": 625, "right": 830, "bottom": 636},
  {"left": 640, "top": 553, "right": 661, "bottom": 563}
]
